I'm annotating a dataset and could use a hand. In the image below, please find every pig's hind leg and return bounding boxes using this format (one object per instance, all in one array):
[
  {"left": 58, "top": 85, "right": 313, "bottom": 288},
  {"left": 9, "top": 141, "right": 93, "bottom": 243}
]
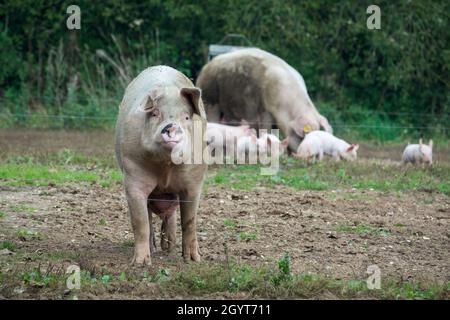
[{"left": 161, "top": 211, "right": 177, "bottom": 251}]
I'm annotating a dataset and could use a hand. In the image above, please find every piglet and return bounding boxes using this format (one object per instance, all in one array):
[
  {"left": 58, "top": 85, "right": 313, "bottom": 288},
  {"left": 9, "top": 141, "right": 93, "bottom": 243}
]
[
  {"left": 257, "top": 133, "right": 289, "bottom": 158},
  {"left": 402, "top": 139, "right": 433, "bottom": 165},
  {"left": 293, "top": 133, "right": 323, "bottom": 162},
  {"left": 304, "top": 130, "right": 359, "bottom": 161},
  {"left": 206, "top": 122, "right": 253, "bottom": 153}
]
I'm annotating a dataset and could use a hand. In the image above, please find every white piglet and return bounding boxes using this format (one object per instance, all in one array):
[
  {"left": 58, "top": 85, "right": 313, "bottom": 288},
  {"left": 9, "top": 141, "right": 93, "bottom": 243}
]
[
  {"left": 257, "top": 133, "right": 289, "bottom": 158},
  {"left": 294, "top": 134, "right": 324, "bottom": 162},
  {"left": 402, "top": 139, "right": 433, "bottom": 165},
  {"left": 305, "top": 131, "right": 359, "bottom": 161}
]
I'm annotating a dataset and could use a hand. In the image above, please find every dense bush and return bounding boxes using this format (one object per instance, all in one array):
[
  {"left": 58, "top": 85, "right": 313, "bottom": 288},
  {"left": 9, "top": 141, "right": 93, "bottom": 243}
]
[{"left": 0, "top": 0, "right": 448, "bottom": 140}]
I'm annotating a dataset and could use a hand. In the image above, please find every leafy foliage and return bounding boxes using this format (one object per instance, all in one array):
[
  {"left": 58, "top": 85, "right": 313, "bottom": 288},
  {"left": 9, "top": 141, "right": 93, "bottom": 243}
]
[{"left": 0, "top": 1, "right": 448, "bottom": 138}]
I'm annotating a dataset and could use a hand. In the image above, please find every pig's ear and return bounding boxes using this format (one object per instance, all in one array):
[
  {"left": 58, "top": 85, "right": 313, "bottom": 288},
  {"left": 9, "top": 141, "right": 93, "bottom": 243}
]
[
  {"left": 140, "top": 88, "right": 163, "bottom": 112},
  {"left": 318, "top": 115, "right": 333, "bottom": 133},
  {"left": 266, "top": 136, "right": 272, "bottom": 146},
  {"left": 281, "top": 138, "right": 289, "bottom": 147},
  {"left": 429, "top": 140, "right": 433, "bottom": 149},
  {"left": 181, "top": 87, "right": 206, "bottom": 119},
  {"left": 292, "top": 114, "right": 319, "bottom": 138},
  {"left": 346, "top": 144, "right": 357, "bottom": 152}
]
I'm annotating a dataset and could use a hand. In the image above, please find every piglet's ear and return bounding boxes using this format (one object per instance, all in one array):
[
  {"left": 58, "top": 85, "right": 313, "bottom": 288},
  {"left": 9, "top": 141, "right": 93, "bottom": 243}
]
[
  {"left": 347, "top": 144, "right": 358, "bottom": 152},
  {"left": 267, "top": 136, "right": 272, "bottom": 146},
  {"left": 281, "top": 138, "right": 289, "bottom": 147},
  {"left": 181, "top": 87, "right": 206, "bottom": 120}
]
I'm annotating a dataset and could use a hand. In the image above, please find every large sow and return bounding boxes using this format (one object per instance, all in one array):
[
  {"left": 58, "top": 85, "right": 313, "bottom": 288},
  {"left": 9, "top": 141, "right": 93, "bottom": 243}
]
[
  {"left": 196, "top": 48, "right": 332, "bottom": 151},
  {"left": 115, "top": 66, "right": 207, "bottom": 265}
]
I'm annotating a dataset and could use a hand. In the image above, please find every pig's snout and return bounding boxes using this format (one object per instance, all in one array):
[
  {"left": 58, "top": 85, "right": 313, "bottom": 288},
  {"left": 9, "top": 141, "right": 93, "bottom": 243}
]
[{"left": 160, "top": 122, "right": 184, "bottom": 149}]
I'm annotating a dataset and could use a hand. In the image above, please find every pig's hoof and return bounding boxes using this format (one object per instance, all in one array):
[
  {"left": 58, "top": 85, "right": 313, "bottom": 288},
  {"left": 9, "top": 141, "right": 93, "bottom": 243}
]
[
  {"left": 191, "top": 251, "right": 201, "bottom": 262},
  {"left": 183, "top": 250, "right": 201, "bottom": 262},
  {"left": 131, "top": 252, "right": 152, "bottom": 266}
]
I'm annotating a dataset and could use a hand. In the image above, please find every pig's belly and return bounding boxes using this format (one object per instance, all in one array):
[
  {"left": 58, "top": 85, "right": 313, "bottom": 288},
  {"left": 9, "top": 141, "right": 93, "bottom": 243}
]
[{"left": 148, "top": 192, "right": 178, "bottom": 218}]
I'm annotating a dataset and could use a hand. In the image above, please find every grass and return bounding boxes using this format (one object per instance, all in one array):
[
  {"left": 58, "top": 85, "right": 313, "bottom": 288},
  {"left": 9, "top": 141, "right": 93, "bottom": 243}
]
[
  {"left": 0, "top": 240, "right": 16, "bottom": 251},
  {"left": 0, "top": 163, "right": 122, "bottom": 187},
  {"left": 0, "top": 248, "right": 448, "bottom": 299},
  {"left": 1, "top": 148, "right": 449, "bottom": 194},
  {"left": 207, "top": 158, "right": 450, "bottom": 195},
  {"left": 335, "top": 223, "right": 391, "bottom": 237}
]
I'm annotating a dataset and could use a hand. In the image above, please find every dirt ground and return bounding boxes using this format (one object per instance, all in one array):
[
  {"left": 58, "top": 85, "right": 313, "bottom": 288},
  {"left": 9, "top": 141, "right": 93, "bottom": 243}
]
[{"left": 0, "top": 130, "right": 449, "bottom": 299}]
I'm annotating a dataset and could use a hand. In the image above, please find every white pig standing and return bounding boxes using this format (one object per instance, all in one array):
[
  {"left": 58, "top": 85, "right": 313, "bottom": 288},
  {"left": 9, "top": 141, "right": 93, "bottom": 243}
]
[
  {"left": 300, "top": 130, "right": 359, "bottom": 161},
  {"left": 402, "top": 139, "right": 433, "bottom": 165}
]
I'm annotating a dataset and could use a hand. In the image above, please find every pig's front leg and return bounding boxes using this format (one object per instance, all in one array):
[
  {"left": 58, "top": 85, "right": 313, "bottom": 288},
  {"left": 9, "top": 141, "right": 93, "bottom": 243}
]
[
  {"left": 125, "top": 177, "right": 155, "bottom": 265},
  {"left": 149, "top": 216, "right": 157, "bottom": 256},
  {"left": 179, "top": 192, "right": 201, "bottom": 262}
]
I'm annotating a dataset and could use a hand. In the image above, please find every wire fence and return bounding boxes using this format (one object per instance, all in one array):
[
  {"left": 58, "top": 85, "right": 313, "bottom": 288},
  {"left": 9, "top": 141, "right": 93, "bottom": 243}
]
[{"left": 0, "top": 112, "right": 449, "bottom": 133}]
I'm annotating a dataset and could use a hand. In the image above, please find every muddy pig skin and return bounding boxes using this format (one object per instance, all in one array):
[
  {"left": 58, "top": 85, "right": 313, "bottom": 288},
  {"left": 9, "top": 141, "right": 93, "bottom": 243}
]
[
  {"left": 402, "top": 139, "right": 433, "bottom": 165},
  {"left": 115, "top": 66, "right": 207, "bottom": 265},
  {"left": 196, "top": 48, "right": 332, "bottom": 152},
  {"left": 305, "top": 131, "right": 359, "bottom": 161}
]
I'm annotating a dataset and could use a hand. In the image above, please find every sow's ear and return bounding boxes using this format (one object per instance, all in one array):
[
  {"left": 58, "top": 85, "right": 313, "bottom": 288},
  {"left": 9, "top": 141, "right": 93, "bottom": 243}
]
[
  {"left": 291, "top": 115, "right": 317, "bottom": 138},
  {"left": 140, "top": 88, "right": 164, "bottom": 112},
  {"left": 180, "top": 87, "right": 206, "bottom": 120}
]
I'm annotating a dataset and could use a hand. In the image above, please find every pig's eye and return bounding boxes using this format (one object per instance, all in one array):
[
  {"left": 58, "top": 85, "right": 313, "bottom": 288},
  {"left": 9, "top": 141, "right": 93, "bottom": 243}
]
[{"left": 185, "top": 114, "right": 190, "bottom": 120}]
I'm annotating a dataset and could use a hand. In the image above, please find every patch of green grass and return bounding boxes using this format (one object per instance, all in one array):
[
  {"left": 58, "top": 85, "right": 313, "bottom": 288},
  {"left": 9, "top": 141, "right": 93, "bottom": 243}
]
[
  {"left": 0, "top": 163, "right": 122, "bottom": 187},
  {"left": 335, "top": 223, "right": 391, "bottom": 237},
  {"left": 99, "top": 218, "right": 107, "bottom": 226},
  {"left": 2, "top": 258, "right": 448, "bottom": 299},
  {"left": 9, "top": 205, "right": 37, "bottom": 213},
  {"left": 207, "top": 160, "right": 450, "bottom": 194},
  {"left": 238, "top": 231, "right": 258, "bottom": 241},
  {"left": 0, "top": 211, "right": 5, "bottom": 218},
  {"left": 0, "top": 240, "right": 16, "bottom": 250},
  {"left": 223, "top": 219, "right": 258, "bottom": 241},
  {"left": 167, "top": 258, "right": 448, "bottom": 299},
  {"left": 21, "top": 268, "right": 58, "bottom": 288},
  {"left": 17, "top": 229, "right": 44, "bottom": 241},
  {"left": 223, "top": 218, "right": 237, "bottom": 228}
]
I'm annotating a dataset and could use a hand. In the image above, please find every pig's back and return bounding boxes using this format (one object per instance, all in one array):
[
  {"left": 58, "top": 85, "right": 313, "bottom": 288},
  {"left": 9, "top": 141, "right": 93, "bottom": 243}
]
[{"left": 402, "top": 144, "right": 420, "bottom": 162}]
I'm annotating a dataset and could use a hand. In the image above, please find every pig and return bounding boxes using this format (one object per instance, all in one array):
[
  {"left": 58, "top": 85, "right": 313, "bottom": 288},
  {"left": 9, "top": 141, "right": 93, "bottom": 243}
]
[
  {"left": 196, "top": 48, "right": 332, "bottom": 152},
  {"left": 115, "top": 66, "right": 207, "bottom": 265},
  {"left": 257, "top": 133, "right": 289, "bottom": 158},
  {"left": 402, "top": 139, "right": 433, "bottom": 165},
  {"left": 306, "top": 131, "right": 359, "bottom": 161},
  {"left": 236, "top": 134, "right": 259, "bottom": 163},
  {"left": 205, "top": 122, "right": 254, "bottom": 153},
  {"left": 293, "top": 134, "right": 324, "bottom": 162}
]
